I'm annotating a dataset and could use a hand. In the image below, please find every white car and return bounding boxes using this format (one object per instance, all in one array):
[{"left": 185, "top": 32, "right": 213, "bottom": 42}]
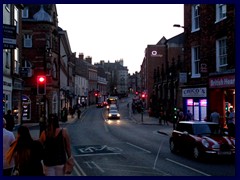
[{"left": 108, "top": 109, "right": 120, "bottom": 119}]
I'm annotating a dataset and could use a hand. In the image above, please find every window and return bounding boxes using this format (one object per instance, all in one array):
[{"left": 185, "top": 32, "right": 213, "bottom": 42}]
[
  {"left": 216, "top": 37, "right": 227, "bottom": 72},
  {"left": 24, "top": 34, "right": 32, "bottom": 48},
  {"left": 14, "top": 6, "right": 19, "bottom": 34},
  {"left": 14, "top": 48, "right": 19, "bottom": 74},
  {"left": 22, "top": 7, "right": 29, "bottom": 18},
  {"left": 216, "top": 4, "right": 227, "bottom": 22},
  {"left": 52, "top": 63, "right": 57, "bottom": 79},
  {"left": 4, "top": 49, "right": 10, "bottom": 69},
  {"left": 191, "top": 46, "right": 200, "bottom": 77},
  {"left": 5, "top": 4, "right": 10, "bottom": 11},
  {"left": 191, "top": 4, "right": 200, "bottom": 31}
]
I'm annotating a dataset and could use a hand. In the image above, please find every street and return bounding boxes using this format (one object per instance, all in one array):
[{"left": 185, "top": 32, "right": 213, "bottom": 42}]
[{"left": 65, "top": 96, "right": 235, "bottom": 176}]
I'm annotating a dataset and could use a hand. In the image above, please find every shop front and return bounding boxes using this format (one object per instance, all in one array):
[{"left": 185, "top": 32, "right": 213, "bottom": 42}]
[
  {"left": 208, "top": 73, "right": 235, "bottom": 128},
  {"left": 182, "top": 87, "right": 207, "bottom": 121}
]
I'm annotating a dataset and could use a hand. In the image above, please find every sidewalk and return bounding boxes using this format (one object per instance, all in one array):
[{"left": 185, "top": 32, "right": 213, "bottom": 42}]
[
  {"left": 130, "top": 110, "right": 174, "bottom": 136},
  {"left": 13, "top": 106, "right": 89, "bottom": 140}
]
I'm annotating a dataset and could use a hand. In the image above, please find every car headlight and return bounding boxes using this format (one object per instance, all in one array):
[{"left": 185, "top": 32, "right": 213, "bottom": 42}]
[
  {"left": 202, "top": 139, "right": 210, "bottom": 148},
  {"left": 108, "top": 114, "right": 112, "bottom": 117},
  {"left": 117, "top": 114, "right": 120, "bottom": 117}
]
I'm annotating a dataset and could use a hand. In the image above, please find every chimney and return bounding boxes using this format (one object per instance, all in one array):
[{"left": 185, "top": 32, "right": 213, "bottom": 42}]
[
  {"left": 79, "top": 53, "right": 84, "bottom": 60},
  {"left": 85, "top": 56, "right": 92, "bottom": 64}
]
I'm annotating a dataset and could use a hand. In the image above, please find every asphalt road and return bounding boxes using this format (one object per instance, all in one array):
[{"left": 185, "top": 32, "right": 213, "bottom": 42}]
[{"left": 66, "top": 97, "right": 235, "bottom": 176}]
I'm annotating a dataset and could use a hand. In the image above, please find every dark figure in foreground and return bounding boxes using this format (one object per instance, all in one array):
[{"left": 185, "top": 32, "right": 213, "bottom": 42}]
[{"left": 6, "top": 126, "right": 44, "bottom": 176}]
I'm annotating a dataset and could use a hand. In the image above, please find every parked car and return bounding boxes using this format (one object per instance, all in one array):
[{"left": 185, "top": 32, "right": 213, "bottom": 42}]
[
  {"left": 108, "top": 109, "right": 120, "bottom": 119},
  {"left": 169, "top": 121, "right": 235, "bottom": 160}
]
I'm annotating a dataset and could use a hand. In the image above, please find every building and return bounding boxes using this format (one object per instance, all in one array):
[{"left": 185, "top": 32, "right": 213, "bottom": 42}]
[
  {"left": 3, "top": 4, "right": 24, "bottom": 124},
  {"left": 182, "top": 4, "right": 235, "bottom": 125},
  {"left": 21, "top": 4, "right": 60, "bottom": 122}
]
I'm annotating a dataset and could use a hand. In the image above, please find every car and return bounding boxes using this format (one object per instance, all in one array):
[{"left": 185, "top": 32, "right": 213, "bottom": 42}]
[
  {"left": 96, "top": 102, "right": 104, "bottom": 108},
  {"left": 107, "top": 104, "right": 118, "bottom": 111},
  {"left": 108, "top": 109, "right": 120, "bottom": 119},
  {"left": 169, "top": 121, "right": 235, "bottom": 160}
]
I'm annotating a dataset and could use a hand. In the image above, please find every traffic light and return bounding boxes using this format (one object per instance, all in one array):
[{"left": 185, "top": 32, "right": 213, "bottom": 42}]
[
  {"left": 173, "top": 107, "right": 177, "bottom": 119},
  {"left": 37, "top": 75, "right": 46, "bottom": 95},
  {"left": 94, "top": 92, "right": 98, "bottom": 97}
]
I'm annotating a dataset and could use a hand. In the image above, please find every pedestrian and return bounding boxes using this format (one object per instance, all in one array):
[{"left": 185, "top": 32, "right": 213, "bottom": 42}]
[
  {"left": 6, "top": 125, "right": 44, "bottom": 176},
  {"left": 3, "top": 118, "right": 16, "bottom": 176},
  {"left": 4, "top": 110, "right": 15, "bottom": 131},
  {"left": 39, "top": 114, "right": 72, "bottom": 176},
  {"left": 186, "top": 110, "right": 193, "bottom": 121},
  {"left": 77, "top": 108, "right": 81, "bottom": 119},
  {"left": 177, "top": 109, "right": 185, "bottom": 123},
  {"left": 210, "top": 110, "right": 220, "bottom": 124},
  {"left": 61, "top": 107, "right": 68, "bottom": 122},
  {"left": 227, "top": 107, "right": 235, "bottom": 137}
]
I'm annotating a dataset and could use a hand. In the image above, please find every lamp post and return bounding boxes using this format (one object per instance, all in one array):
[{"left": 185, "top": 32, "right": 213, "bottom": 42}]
[{"left": 173, "top": 24, "right": 185, "bottom": 28}]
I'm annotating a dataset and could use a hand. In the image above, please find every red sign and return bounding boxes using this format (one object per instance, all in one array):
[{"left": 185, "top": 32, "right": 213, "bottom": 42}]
[{"left": 209, "top": 75, "right": 235, "bottom": 88}]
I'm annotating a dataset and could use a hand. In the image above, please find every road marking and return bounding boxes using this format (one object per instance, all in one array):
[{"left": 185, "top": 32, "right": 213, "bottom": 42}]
[
  {"left": 73, "top": 158, "right": 87, "bottom": 176},
  {"left": 153, "top": 140, "right": 163, "bottom": 169},
  {"left": 91, "top": 161, "right": 105, "bottom": 173},
  {"left": 126, "top": 142, "right": 151, "bottom": 153},
  {"left": 166, "top": 158, "right": 211, "bottom": 176},
  {"left": 75, "top": 152, "right": 121, "bottom": 157}
]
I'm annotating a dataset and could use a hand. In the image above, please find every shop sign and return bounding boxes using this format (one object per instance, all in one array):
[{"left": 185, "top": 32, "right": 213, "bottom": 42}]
[
  {"left": 3, "top": 24, "right": 16, "bottom": 49},
  {"left": 182, "top": 87, "right": 207, "bottom": 97},
  {"left": 209, "top": 75, "right": 235, "bottom": 88}
]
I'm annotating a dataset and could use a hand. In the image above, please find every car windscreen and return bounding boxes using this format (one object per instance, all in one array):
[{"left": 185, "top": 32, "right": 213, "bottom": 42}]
[{"left": 192, "top": 124, "right": 219, "bottom": 135}]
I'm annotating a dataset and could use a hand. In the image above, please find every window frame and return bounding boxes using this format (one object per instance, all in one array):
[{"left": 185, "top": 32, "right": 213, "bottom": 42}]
[
  {"left": 191, "top": 4, "right": 200, "bottom": 32},
  {"left": 24, "top": 34, "right": 33, "bottom": 48},
  {"left": 191, "top": 46, "right": 200, "bottom": 78},
  {"left": 216, "top": 37, "right": 227, "bottom": 72},
  {"left": 22, "top": 6, "right": 29, "bottom": 18},
  {"left": 216, "top": 4, "right": 227, "bottom": 23}
]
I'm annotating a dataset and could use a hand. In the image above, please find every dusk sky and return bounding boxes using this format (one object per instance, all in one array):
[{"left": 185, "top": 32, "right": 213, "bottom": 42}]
[{"left": 57, "top": 4, "right": 184, "bottom": 74}]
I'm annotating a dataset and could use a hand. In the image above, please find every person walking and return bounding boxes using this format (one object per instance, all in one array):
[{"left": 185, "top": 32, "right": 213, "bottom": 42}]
[
  {"left": 6, "top": 125, "right": 44, "bottom": 176},
  {"left": 77, "top": 108, "right": 81, "bottom": 119},
  {"left": 177, "top": 109, "right": 185, "bottom": 123},
  {"left": 3, "top": 118, "right": 16, "bottom": 176},
  {"left": 39, "top": 114, "right": 72, "bottom": 176},
  {"left": 4, "top": 110, "right": 15, "bottom": 131}
]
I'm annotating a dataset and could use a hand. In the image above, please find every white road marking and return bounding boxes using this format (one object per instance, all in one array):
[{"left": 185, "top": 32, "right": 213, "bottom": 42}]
[
  {"left": 73, "top": 158, "right": 87, "bottom": 176},
  {"left": 91, "top": 161, "right": 105, "bottom": 173},
  {"left": 166, "top": 158, "right": 211, "bottom": 176},
  {"left": 153, "top": 140, "right": 163, "bottom": 169},
  {"left": 126, "top": 142, "right": 151, "bottom": 153}
]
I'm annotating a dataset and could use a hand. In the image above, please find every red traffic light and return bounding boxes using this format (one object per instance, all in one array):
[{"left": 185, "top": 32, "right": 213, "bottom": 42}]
[
  {"left": 37, "top": 75, "right": 46, "bottom": 95},
  {"left": 37, "top": 76, "right": 46, "bottom": 83}
]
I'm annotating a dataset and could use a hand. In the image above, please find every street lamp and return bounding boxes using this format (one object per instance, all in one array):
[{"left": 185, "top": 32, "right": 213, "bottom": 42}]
[{"left": 173, "top": 24, "right": 185, "bottom": 28}]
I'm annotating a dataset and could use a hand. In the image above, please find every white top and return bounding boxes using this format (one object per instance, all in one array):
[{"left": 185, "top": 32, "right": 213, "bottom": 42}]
[{"left": 3, "top": 128, "right": 15, "bottom": 169}]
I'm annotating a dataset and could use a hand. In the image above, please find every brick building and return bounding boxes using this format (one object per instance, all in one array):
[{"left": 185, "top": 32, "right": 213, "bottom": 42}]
[
  {"left": 21, "top": 4, "right": 60, "bottom": 122},
  {"left": 182, "top": 4, "right": 235, "bottom": 125}
]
